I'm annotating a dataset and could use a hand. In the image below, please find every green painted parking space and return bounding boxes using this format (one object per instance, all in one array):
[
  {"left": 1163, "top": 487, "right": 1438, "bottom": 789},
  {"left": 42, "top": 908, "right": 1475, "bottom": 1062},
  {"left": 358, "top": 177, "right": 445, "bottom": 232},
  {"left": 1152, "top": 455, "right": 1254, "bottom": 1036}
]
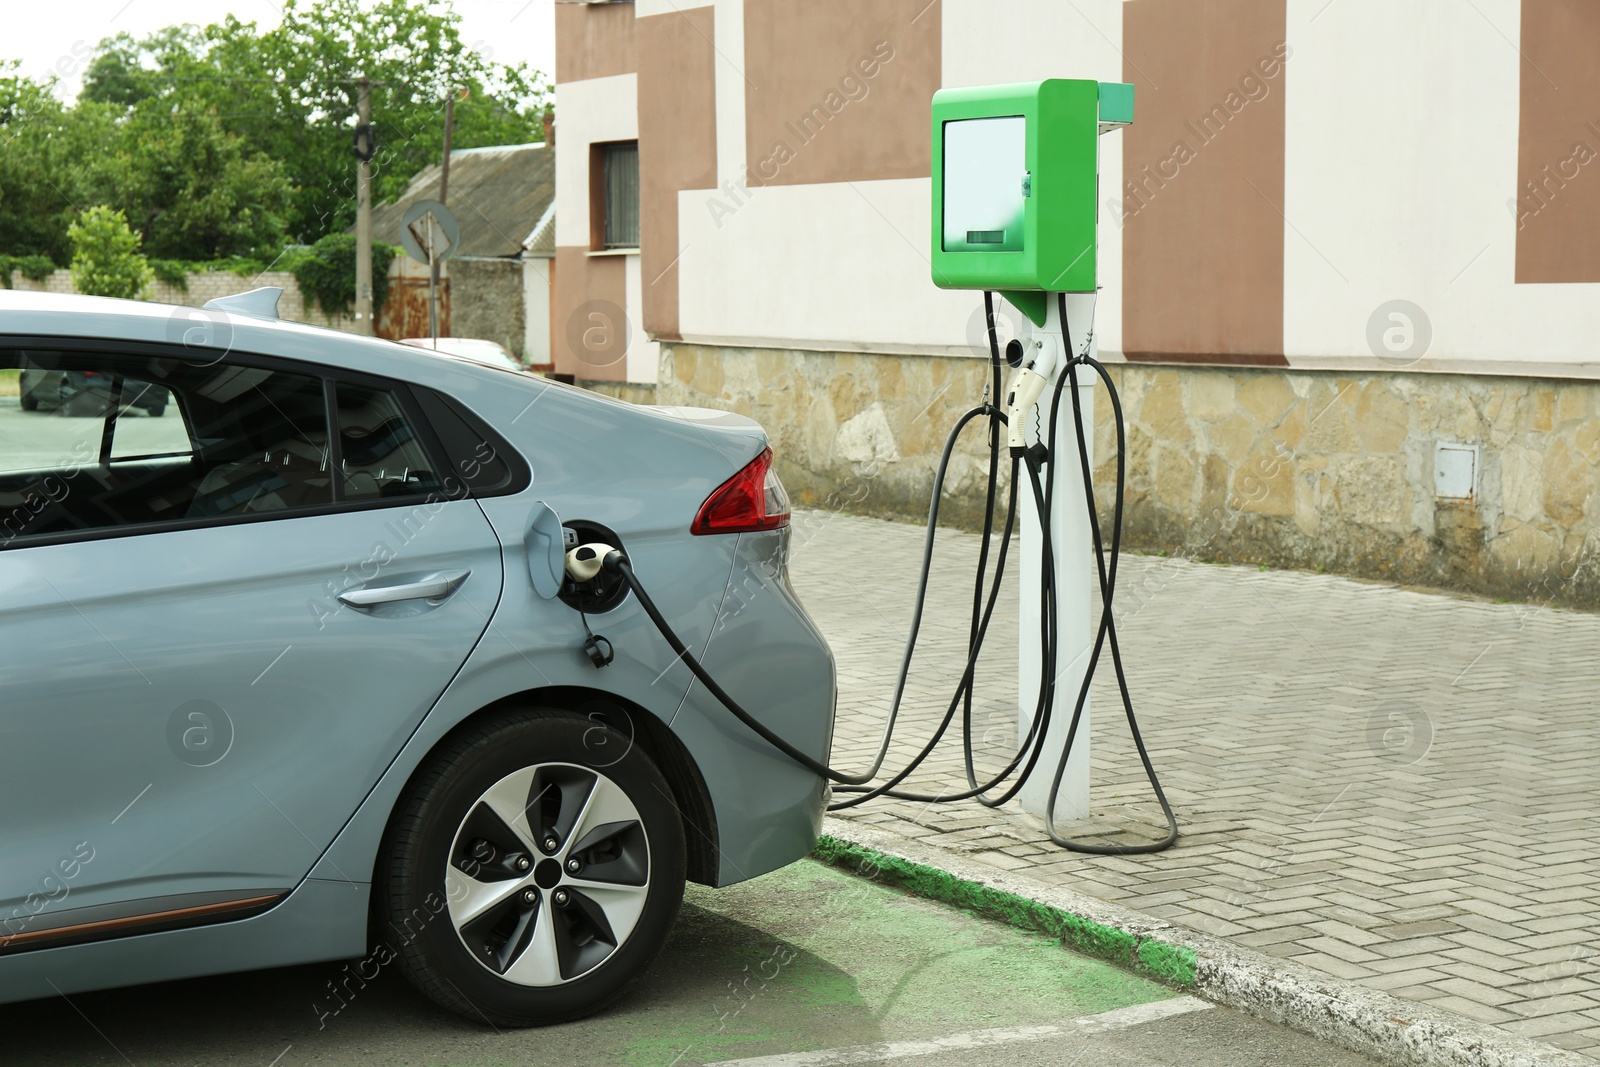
[{"left": 605, "top": 858, "right": 1177, "bottom": 1066}]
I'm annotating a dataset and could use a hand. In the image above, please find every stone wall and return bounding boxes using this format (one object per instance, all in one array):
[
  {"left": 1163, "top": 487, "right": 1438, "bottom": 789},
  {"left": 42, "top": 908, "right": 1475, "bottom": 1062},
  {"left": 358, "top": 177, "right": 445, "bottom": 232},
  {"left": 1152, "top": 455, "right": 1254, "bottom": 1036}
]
[
  {"left": 580, "top": 380, "right": 658, "bottom": 406},
  {"left": 659, "top": 341, "right": 1600, "bottom": 607},
  {"left": 448, "top": 258, "right": 526, "bottom": 357},
  {"left": 659, "top": 343, "right": 1008, "bottom": 530},
  {"left": 1099, "top": 364, "right": 1600, "bottom": 607},
  {"left": 8, "top": 268, "right": 361, "bottom": 332}
]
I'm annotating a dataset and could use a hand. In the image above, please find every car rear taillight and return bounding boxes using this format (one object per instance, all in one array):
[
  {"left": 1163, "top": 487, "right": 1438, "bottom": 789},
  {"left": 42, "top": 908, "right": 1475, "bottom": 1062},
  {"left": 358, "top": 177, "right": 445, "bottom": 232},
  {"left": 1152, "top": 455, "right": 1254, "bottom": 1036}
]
[{"left": 692, "top": 447, "right": 790, "bottom": 535}]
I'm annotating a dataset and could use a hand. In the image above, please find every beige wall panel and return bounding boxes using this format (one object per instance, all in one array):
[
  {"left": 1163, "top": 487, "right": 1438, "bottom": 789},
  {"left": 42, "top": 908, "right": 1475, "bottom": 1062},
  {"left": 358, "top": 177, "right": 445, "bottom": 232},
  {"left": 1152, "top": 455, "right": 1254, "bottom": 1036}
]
[
  {"left": 1122, "top": 0, "right": 1287, "bottom": 365},
  {"left": 742, "top": 0, "right": 940, "bottom": 186}
]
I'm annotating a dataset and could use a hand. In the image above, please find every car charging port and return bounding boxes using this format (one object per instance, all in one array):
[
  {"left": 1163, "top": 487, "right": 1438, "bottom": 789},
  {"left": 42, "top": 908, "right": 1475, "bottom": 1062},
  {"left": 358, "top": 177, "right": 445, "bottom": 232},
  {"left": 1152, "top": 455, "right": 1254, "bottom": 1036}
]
[{"left": 558, "top": 521, "right": 629, "bottom": 614}]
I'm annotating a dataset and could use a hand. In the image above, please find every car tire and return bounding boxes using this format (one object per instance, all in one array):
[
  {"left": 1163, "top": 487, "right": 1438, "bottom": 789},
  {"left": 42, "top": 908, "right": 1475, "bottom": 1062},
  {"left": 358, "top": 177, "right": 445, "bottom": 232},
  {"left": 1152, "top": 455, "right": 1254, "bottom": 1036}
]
[
  {"left": 19, "top": 394, "right": 37, "bottom": 412},
  {"left": 146, "top": 403, "right": 166, "bottom": 417},
  {"left": 377, "top": 708, "right": 685, "bottom": 1027}
]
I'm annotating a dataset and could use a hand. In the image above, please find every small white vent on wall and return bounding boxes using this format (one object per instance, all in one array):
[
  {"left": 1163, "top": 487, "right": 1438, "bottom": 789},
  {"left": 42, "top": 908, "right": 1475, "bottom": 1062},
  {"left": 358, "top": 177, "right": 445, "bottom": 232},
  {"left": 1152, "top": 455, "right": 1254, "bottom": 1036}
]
[{"left": 1435, "top": 442, "right": 1479, "bottom": 500}]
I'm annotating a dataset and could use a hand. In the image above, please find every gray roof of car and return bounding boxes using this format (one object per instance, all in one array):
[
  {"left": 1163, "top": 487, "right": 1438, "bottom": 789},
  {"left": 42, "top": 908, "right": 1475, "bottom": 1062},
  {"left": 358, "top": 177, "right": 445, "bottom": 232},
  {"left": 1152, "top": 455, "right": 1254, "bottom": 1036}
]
[{"left": 0, "top": 289, "right": 521, "bottom": 391}]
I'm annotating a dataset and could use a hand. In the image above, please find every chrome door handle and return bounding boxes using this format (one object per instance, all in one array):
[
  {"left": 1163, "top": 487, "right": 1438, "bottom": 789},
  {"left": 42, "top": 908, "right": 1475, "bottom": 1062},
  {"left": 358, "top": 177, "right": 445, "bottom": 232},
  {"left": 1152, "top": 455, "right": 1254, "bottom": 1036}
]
[{"left": 338, "top": 571, "right": 470, "bottom": 608}]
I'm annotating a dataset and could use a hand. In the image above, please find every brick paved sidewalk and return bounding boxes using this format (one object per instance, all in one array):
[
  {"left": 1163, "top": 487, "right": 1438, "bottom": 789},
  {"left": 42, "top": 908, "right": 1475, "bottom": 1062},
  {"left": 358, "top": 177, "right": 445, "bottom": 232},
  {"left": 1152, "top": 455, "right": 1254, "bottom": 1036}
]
[{"left": 787, "top": 509, "right": 1600, "bottom": 1056}]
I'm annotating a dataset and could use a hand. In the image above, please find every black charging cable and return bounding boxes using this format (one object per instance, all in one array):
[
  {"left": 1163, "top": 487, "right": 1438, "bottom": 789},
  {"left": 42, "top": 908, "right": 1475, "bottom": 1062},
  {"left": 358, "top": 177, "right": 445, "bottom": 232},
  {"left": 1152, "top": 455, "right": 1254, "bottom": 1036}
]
[
  {"left": 1036, "top": 290, "right": 1177, "bottom": 853},
  {"left": 598, "top": 289, "right": 1176, "bottom": 853}
]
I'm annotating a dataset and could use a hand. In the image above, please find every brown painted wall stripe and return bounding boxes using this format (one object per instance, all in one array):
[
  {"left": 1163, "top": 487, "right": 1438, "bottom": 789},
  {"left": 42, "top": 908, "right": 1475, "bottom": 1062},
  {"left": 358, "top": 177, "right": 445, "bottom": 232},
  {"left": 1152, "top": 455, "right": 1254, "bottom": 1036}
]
[
  {"left": 555, "top": 1, "right": 638, "bottom": 84},
  {"left": 1515, "top": 3, "right": 1600, "bottom": 284},
  {"left": 552, "top": 247, "right": 629, "bottom": 381},
  {"left": 1121, "top": 0, "right": 1287, "bottom": 366},
  {"left": 638, "top": 7, "right": 718, "bottom": 342},
  {"left": 743, "top": 0, "right": 939, "bottom": 187}
]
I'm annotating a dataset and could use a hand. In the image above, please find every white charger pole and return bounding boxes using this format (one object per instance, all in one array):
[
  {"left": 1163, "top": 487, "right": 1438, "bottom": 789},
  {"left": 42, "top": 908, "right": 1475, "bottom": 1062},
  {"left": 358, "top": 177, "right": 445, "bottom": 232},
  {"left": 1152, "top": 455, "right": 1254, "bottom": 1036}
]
[{"left": 1018, "top": 292, "right": 1096, "bottom": 820}]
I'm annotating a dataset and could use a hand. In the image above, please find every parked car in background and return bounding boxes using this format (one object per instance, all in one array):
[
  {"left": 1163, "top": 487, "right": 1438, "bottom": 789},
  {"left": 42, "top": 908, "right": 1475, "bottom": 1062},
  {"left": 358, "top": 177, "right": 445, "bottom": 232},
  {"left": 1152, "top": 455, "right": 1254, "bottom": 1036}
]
[
  {"left": 18, "top": 363, "right": 168, "bottom": 416},
  {"left": 0, "top": 288, "right": 833, "bottom": 1028},
  {"left": 399, "top": 336, "right": 523, "bottom": 373}
]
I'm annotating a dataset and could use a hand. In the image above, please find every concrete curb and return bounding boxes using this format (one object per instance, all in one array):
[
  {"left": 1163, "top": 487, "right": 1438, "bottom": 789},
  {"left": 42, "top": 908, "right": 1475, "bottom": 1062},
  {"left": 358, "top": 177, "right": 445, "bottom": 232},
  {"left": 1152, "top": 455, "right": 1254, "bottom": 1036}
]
[{"left": 817, "top": 817, "right": 1595, "bottom": 1067}]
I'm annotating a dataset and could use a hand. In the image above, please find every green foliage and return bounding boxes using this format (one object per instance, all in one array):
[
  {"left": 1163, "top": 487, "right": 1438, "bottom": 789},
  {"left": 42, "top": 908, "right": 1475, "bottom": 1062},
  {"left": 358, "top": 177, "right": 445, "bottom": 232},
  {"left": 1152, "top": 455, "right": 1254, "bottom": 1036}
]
[
  {"left": 0, "top": 62, "right": 119, "bottom": 263},
  {"left": 0, "top": 254, "right": 57, "bottom": 288},
  {"left": 149, "top": 256, "right": 273, "bottom": 290},
  {"left": 287, "top": 234, "right": 399, "bottom": 317},
  {"left": 94, "top": 93, "right": 294, "bottom": 259},
  {"left": 67, "top": 205, "right": 154, "bottom": 300},
  {"left": 148, "top": 259, "right": 190, "bottom": 289},
  {"left": 2, "top": 4, "right": 551, "bottom": 261},
  {"left": 77, "top": 2, "right": 550, "bottom": 243}
]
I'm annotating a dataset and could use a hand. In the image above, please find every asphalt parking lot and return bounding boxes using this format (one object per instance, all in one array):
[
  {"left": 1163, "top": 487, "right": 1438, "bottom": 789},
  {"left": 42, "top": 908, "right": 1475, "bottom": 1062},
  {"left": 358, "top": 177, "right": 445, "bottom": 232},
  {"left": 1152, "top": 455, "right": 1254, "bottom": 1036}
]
[{"left": 0, "top": 859, "right": 1379, "bottom": 1067}]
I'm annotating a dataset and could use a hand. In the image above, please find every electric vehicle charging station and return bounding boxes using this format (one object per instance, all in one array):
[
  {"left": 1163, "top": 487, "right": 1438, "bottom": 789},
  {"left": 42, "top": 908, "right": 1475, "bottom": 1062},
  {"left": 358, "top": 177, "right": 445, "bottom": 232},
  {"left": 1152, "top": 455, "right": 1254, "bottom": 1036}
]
[
  {"left": 932, "top": 79, "right": 1133, "bottom": 820},
  {"left": 567, "top": 78, "right": 1172, "bottom": 856}
]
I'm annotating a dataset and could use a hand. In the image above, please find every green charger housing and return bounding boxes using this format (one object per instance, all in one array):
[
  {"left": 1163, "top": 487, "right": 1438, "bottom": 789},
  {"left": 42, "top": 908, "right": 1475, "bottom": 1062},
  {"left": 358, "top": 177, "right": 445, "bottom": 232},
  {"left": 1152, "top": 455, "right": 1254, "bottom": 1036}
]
[{"left": 930, "top": 79, "right": 1133, "bottom": 324}]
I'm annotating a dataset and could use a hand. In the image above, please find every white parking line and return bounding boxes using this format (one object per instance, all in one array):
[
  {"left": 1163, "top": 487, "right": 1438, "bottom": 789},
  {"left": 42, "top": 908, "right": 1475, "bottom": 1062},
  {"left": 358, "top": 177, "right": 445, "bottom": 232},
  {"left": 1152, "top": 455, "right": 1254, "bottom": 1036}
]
[{"left": 703, "top": 996, "right": 1214, "bottom": 1066}]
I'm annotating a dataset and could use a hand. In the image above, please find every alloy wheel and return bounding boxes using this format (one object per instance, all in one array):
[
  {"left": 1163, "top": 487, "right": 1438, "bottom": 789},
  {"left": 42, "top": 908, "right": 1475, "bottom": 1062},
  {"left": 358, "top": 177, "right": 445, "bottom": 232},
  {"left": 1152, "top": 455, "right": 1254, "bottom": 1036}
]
[{"left": 444, "top": 762, "right": 651, "bottom": 986}]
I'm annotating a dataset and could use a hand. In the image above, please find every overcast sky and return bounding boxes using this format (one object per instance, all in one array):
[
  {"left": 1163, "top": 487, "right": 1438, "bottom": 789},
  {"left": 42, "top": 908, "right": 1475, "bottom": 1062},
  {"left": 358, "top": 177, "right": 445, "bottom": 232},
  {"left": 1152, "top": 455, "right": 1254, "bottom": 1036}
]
[{"left": 6, "top": 0, "right": 556, "bottom": 100}]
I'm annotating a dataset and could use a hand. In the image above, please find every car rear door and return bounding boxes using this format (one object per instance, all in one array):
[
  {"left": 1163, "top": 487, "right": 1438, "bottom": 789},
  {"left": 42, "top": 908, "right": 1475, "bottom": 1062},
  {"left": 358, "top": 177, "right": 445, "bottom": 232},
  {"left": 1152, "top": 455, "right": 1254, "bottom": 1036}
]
[{"left": 0, "top": 344, "right": 504, "bottom": 941}]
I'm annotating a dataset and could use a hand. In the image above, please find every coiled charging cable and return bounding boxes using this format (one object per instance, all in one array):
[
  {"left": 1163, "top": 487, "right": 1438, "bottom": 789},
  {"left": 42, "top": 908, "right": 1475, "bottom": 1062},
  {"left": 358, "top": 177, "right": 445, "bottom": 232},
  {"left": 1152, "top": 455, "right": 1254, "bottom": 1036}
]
[{"left": 585, "top": 290, "right": 1176, "bottom": 853}]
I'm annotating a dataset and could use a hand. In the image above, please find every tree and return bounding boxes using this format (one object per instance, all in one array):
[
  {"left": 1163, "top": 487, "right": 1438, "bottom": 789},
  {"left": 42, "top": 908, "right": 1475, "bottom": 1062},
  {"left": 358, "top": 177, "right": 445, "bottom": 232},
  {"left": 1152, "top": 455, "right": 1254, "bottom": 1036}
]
[
  {"left": 0, "top": 64, "right": 118, "bottom": 263},
  {"left": 78, "top": 2, "right": 551, "bottom": 242},
  {"left": 68, "top": 205, "right": 153, "bottom": 299},
  {"left": 2, "top": 3, "right": 553, "bottom": 262},
  {"left": 80, "top": 31, "right": 158, "bottom": 108},
  {"left": 94, "top": 94, "right": 294, "bottom": 259}
]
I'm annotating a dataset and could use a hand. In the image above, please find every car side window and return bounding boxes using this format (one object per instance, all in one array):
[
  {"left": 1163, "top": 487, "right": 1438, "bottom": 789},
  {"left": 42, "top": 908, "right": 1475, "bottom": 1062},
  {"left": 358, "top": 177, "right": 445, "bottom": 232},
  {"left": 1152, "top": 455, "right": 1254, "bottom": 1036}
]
[
  {"left": 334, "top": 381, "right": 442, "bottom": 502},
  {"left": 0, "top": 349, "right": 332, "bottom": 545}
]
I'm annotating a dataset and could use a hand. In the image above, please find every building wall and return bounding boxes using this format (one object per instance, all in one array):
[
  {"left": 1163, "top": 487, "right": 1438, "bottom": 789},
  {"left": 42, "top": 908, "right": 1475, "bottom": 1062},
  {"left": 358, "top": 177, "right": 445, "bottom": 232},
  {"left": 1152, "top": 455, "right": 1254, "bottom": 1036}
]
[
  {"left": 656, "top": 343, "right": 1600, "bottom": 605},
  {"left": 552, "top": 68, "right": 642, "bottom": 383},
  {"left": 659, "top": 340, "right": 1004, "bottom": 528},
  {"left": 447, "top": 257, "right": 526, "bottom": 357},
  {"left": 523, "top": 256, "right": 552, "bottom": 365},
  {"left": 558, "top": 0, "right": 1600, "bottom": 372},
  {"left": 1100, "top": 362, "right": 1600, "bottom": 607},
  {"left": 555, "top": 0, "right": 1600, "bottom": 603}
]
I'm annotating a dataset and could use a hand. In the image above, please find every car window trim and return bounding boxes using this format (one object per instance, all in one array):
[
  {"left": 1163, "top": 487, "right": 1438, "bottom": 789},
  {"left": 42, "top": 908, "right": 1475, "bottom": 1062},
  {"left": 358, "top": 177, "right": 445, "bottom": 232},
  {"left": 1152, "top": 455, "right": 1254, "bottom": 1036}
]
[
  {"left": 96, "top": 375, "right": 123, "bottom": 466},
  {"left": 322, "top": 376, "right": 344, "bottom": 505}
]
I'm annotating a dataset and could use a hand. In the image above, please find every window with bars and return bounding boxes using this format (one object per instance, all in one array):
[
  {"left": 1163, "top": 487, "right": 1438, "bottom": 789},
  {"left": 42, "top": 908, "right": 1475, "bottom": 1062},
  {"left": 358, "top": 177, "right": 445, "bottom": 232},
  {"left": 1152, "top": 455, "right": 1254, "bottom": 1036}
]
[{"left": 602, "top": 141, "right": 640, "bottom": 249}]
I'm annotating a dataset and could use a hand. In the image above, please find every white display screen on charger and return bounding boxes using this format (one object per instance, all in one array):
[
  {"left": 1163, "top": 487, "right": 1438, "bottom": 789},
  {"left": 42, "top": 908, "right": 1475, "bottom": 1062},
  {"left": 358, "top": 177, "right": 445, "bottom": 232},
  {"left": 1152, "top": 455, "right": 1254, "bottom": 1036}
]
[{"left": 942, "top": 116, "right": 1026, "bottom": 253}]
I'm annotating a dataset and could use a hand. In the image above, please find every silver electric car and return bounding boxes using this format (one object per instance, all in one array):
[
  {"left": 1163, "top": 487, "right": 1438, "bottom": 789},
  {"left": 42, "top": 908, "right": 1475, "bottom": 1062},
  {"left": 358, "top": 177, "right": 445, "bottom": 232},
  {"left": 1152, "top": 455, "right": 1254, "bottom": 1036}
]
[{"left": 0, "top": 288, "right": 835, "bottom": 1027}]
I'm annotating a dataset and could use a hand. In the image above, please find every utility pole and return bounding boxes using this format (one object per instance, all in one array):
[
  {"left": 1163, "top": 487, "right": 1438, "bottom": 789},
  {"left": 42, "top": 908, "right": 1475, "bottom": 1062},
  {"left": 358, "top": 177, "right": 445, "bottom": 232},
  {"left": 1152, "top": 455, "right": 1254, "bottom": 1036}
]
[
  {"left": 430, "top": 88, "right": 459, "bottom": 342},
  {"left": 439, "top": 90, "right": 456, "bottom": 204},
  {"left": 354, "top": 76, "right": 374, "bottom": 336}
]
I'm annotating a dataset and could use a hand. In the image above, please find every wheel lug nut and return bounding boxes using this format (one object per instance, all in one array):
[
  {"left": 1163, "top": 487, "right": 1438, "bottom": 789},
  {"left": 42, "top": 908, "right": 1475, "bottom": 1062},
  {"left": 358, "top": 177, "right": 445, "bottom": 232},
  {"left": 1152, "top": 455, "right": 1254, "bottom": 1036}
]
[
  {"left": 543, "top": 837, "right": 559, "bottom": 852},
  {"left": 565, "top": 858, "right": 581, "bottom": 873},
  {"left": 520, "top": 888, "right": 537, "bottom": 905},
  {"left": 553, "top": 889, "right": 570, "bottom": 906},
  {"left": 515, "top": 856, "right": 531, "bottom": 872}
]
